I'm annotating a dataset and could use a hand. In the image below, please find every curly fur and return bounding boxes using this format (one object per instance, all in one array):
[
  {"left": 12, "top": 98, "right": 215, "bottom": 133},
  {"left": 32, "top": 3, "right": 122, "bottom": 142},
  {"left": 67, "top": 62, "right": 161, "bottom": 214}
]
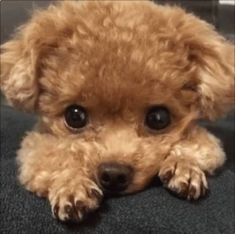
[{"left": 1, "top": 0, "right": 234, "bottom": 222}]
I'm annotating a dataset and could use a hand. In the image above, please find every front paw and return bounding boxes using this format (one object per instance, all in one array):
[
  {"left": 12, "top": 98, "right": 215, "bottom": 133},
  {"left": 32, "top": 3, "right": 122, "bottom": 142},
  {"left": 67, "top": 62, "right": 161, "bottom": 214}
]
[
  {"left": 49, "top": 180, "right": 103, "bottom": 222},
  {"left": 159, "top": 157, "right": 208, "bottom": 200}
]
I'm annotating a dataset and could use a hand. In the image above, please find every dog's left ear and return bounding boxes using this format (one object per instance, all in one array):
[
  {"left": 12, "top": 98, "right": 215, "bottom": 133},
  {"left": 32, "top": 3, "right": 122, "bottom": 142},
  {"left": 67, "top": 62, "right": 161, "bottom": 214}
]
[{"left": 183, "top": 19, "right": 235, "bottom": 120}]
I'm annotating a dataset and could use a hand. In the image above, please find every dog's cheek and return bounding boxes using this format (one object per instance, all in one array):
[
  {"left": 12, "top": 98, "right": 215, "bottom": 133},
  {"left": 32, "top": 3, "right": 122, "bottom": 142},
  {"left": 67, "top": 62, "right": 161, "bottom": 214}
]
[
  {"left": 124, "top": 144, "right": 169, "bottom": 193},
  {"left": 38, "top": 116, "right": 80, "bottom": 137},
  {"left": 126, "top": 167, "right": 161, "bottom": 193}
]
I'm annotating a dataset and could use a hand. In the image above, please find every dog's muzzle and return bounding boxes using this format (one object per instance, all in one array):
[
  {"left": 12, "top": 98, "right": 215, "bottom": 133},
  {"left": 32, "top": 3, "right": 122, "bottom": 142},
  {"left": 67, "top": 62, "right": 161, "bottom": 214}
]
[{"left": 98, "top": 162, "right": 133, "bottom": 193}]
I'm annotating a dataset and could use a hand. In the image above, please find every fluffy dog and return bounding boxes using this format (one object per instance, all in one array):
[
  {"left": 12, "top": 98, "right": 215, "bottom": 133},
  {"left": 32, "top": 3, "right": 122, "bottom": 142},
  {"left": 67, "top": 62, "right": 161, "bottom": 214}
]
[{"left": 1, "top": 0, "right": 234, "bottom": 223}]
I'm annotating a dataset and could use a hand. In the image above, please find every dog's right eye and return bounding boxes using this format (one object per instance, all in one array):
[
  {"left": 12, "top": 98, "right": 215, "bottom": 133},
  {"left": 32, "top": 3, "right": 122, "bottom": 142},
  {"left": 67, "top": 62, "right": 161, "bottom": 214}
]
[
  {"left": 145, "top": 106, "right": 171, "bottom": 131},
  {"left": 64, "top": 105, "right": 88, "bottom": 130}
]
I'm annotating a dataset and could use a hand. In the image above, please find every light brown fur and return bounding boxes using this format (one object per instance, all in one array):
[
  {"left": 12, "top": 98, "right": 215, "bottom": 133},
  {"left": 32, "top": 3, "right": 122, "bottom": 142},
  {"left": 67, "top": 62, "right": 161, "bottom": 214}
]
[{"left": 1, "top": 0, "right": 234, "bottom": 222}]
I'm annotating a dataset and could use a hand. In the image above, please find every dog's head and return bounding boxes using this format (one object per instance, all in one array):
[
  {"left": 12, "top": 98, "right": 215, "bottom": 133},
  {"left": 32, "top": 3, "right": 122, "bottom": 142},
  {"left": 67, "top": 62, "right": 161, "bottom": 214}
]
[{"left": 1, "top": 1, "right": 234, "bottom": 194}]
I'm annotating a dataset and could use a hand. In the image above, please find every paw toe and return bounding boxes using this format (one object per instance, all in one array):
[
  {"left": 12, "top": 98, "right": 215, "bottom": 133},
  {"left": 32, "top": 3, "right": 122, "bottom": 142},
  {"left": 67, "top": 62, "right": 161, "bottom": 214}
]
[
  {"left": 160, "top": 160, "right": 208, "bottom": 200},
  {"left": 177, "top": 181, "right": 189, "bottom": 198},
  {"left": 51, "top": 187, "right": 103, "bottom": 223},
  {"left": 53, "top": 204, "right": 59, "bottom": 219},
  {"left": 159, "top": 168, "right": 175, "bottom": 184}
]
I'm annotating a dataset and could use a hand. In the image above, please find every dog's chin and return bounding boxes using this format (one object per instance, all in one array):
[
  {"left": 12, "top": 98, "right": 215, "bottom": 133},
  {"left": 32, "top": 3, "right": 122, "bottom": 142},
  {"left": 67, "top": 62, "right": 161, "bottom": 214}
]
[
  {"left": 97, "top": 183, "right": 135, "bottom": 197},
  {"left": 102, "top": 184, "right": 147, "bottom": 198},
  {"left": 102, "top": 189, "right": 126, "bottom": 198},
  {"left": 102, "top": 187, "right": 139, "bottom": 198}
]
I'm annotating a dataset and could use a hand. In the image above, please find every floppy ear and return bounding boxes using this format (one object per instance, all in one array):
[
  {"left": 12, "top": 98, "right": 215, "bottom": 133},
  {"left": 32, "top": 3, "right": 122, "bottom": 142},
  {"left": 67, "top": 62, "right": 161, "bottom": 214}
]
[
  {"left": 182, "top": 19, "right": 235, "bottom": 120},
  {"left": 196, "top": 37, "right": 234, "bottom": 120},
  {"left": 0, "top": 2, "right": 70, "bottom": 112},
  {"left": 0, "top": 36, "right": 40, "bottom": 111},
  {"left": 0, "top": 11, "right": 60, "bottom": 112}
]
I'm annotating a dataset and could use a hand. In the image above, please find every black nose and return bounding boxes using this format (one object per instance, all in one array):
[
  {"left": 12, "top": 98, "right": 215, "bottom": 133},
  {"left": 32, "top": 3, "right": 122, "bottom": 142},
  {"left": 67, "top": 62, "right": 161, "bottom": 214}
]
[{"left": 98, "top": 163, "right": 133, "bottom": 192}]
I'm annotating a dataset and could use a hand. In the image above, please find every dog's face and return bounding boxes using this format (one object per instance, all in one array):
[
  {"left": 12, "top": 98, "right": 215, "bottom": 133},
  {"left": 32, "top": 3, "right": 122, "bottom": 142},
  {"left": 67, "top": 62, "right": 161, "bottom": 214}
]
[
  {"left": 37, "top": 35, "right": 196, "bottom": 193},
  {"left": 1, "top": 1, "right": 234, "bottom": 194}
]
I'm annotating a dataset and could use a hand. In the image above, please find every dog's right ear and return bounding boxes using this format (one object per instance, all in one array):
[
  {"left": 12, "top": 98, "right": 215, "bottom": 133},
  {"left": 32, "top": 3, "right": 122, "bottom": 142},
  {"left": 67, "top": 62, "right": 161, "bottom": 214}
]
[
  {"left": 0, "top": 35, "right": 40, "bottom": 112},
  {"left": 0, "top": 8, "right": 62, "bottom": 112},
  {"left": 0, "top": 2, "right": 71, "bottom": 112}
]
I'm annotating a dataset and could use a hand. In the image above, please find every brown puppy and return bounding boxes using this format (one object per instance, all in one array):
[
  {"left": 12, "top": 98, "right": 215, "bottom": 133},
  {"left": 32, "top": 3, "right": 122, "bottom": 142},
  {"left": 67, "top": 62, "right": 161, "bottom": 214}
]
[{"left": 1, "top": 1, "right": 234, "bottom": 222}]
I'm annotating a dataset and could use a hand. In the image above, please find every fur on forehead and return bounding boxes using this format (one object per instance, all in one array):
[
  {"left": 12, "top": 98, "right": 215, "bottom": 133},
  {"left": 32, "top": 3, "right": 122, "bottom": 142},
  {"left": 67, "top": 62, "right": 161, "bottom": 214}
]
[
  {"left": 37, "top": 1, "right": 199, "bottom": 115},
  {"left": 38, "top": 42, "right": 197, "bottom": 116},
  {"left": 1, "top": 0, "right": 234, "bottom": 119}
]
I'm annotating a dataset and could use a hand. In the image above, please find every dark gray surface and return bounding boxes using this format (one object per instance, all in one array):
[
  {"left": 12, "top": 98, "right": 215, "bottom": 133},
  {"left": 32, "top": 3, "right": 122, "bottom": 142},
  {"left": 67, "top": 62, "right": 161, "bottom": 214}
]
[
  {"left": 1, "top": 0, "right": 51, "bottom": 43},
  {"left": 1, "top": 106, "right": 235, "bottom": 234}
]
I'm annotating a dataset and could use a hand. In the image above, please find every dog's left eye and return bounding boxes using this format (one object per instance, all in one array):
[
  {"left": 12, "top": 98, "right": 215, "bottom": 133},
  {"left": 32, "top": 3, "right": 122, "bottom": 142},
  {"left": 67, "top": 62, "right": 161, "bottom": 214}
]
[
  {"left": 145, "top": 106, "right": 171, "bottom": 130},
  {"left": 64, "top": 105, "right": 88, "bottom": 130}
]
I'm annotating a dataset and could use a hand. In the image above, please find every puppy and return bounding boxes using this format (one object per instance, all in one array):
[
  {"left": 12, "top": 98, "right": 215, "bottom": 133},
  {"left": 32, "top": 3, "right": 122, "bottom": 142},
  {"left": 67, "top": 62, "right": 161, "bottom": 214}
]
[{"left": 1, "top": 0, "right": 234, "bottom": 223}]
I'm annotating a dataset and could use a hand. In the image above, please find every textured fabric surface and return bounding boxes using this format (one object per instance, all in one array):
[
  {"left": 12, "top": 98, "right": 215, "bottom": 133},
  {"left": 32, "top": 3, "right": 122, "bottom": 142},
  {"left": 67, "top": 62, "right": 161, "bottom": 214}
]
[{"left": 0, "top": 105, "right": 234, "bottom": 234}]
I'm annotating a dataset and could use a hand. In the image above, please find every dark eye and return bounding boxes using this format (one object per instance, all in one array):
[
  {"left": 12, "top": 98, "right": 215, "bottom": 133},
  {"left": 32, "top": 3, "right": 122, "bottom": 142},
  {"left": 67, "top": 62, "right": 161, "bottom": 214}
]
[
  {"left": 145, "top": 106, "right": 171, "bottom": 130},
  {"left": 64, "top": 105, "right": 88, "bottom": 130}
]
